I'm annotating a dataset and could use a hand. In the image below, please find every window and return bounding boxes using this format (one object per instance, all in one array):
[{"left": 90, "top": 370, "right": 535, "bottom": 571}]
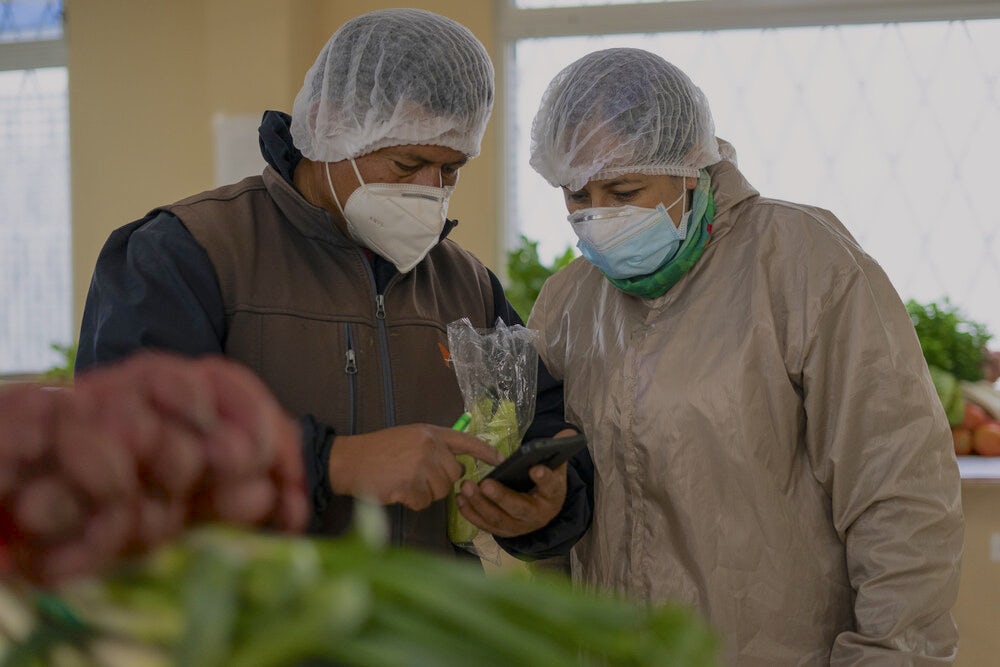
[
  {"left": 0, "top": 0, "right": 69, "bottom": 375},
  {"left": 502, "top": 1, "right": 1000, "bottom": 338},
  {"left": 516, "top": 0, "right": 690, "bottom": 7}
]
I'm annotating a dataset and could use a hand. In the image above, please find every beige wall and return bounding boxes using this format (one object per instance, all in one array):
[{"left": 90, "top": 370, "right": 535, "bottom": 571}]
[
  {"left": 67, "top": 0, "right": 499, "bottom": 330},
  {"left": 65, "top": 1, "right": 997, "bottom": 660}
]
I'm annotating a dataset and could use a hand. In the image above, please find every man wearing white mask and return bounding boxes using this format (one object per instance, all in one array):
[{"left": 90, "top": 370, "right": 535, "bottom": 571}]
[{"left": 76, "top": 9, "right": 591, "bottom": 560}]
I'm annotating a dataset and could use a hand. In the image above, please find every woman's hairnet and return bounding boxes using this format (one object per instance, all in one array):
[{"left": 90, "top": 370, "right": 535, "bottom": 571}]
[
  {"left": 291, "top": 8, "right": 494, "bottom": 162},
  {"left": 530, "top": 48, "right": 720, "bottom": 191}
]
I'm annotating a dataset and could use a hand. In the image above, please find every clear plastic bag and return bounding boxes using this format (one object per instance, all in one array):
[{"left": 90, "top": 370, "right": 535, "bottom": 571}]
[{"left": 446, "top": 317, "right": 539, "bottom": 561}]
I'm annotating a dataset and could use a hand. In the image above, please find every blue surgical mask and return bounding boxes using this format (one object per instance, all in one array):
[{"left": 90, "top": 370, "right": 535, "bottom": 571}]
[{"left": 569, "top": 189, "right": 689, "bottom": 280}]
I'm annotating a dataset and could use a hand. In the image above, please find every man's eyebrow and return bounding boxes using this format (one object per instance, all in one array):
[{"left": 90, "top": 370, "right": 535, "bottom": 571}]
[
  {"left": 388, "top": 149, "right": 468, "bottom": 167},
  {"left": 435, "top": 153, "right": 469, "bottom": 168},
  {"left": 383, "top": 150, "right": 422, "bottom": 162}
]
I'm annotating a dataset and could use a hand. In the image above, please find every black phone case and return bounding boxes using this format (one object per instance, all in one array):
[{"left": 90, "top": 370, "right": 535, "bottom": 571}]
[{"left": 483, "top": 434, "right": 587, "bottom": 492}]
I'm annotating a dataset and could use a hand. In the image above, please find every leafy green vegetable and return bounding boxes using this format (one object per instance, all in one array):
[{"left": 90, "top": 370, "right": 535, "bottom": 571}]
[
  {"left": 449, "top": 397, "right": 522, "bottom": 545},
  {"left": 466, "top": 397, "right": 520, "bottom": 457},
  {"left": 40, "top": 343, "right": 77, "bottom": 384},
  {"left": 505, "top": 236, "right": 576, "bottom": 320},
  {"left": 906, "top": 299, "right": 992, "bottom": 383},
  {"left": 1, "top": 526, "right": 718, "bottom": 667}
]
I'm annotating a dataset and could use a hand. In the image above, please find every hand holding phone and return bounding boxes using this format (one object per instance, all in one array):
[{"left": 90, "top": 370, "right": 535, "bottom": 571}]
[{"left": 483, "top": 433, "right": 587, "bottom": 492}]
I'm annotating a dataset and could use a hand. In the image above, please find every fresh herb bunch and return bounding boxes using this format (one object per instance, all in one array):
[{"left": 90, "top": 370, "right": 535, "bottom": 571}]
[
  {"left": 505, "top": 236, "right": 576, "bottom": 320},
  {"left": 906, "top": 299, "right": 992, "bottom": 383}
]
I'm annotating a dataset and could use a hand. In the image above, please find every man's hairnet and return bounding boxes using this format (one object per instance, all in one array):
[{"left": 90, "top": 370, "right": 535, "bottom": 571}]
[
  {"left": 530, "top": 48, "right": 720, "bottom": 191},
  {"left": 291, "top": 8, "right": 494, "bottom": 162}
]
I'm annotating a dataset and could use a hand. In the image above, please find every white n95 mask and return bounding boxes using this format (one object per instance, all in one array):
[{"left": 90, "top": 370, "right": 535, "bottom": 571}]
[{"left": 326, "top": 159, "right": 452, "bottom": 273}]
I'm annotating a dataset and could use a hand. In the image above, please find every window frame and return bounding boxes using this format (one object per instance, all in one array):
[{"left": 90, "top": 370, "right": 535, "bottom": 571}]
[
  {"left": 499, "top": 0, "right": 1000, "bottom": 38},
  {"left": 0, "top": 37, "right": 65, "bottom": 72}
]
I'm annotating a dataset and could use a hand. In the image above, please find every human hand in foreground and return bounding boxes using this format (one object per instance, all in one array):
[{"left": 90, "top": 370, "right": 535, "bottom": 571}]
[
  {"left": 455, "top": 428, "right": 576, "bottom": 538},
  {"left": 328, "top": 425, "right": 503, "bottom": 511},
  {"left": 0, "top": 352, "right": 308, "bottom": 584}
]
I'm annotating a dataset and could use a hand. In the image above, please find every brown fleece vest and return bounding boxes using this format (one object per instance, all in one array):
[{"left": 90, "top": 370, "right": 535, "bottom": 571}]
[{"left": 163, "top": 167, "right": 495, "bottom": 554}]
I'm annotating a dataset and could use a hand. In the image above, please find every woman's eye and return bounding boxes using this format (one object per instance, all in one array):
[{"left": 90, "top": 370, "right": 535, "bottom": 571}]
[
  {"left": 394, "top": 161, "right": 419, "bottom": 172},
  {"left": 614, "top": 190, "right": 640, "bottom": 201},
  {"left": 566, "top": 192, "right": 588, "bottom": 203}
]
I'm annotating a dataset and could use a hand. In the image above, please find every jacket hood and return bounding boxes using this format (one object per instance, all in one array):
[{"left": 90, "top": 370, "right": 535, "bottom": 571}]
[
  {"left": 704, "top": 138, "right": 758, "bottom": 241},
  {"left": 259, "top": 110, "right": 302, "bottom": 183}
]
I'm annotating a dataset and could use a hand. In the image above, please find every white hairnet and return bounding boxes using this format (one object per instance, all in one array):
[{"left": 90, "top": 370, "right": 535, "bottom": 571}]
[
  {"left": 530, "top": 48, "right": 720, "bottom": 191},
  {"left": 291, "top": 8, "right": 494, "bottom": 162}
]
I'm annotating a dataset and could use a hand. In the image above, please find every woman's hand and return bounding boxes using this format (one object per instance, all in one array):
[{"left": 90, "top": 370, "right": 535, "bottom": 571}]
[{"left": 455, "top": 429, "right": 577, "bottom": 538}]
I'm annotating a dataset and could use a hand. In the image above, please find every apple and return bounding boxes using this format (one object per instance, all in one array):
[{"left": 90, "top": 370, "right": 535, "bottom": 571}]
[
  {"left": 962, "top": 402, "right": 990, "bottom": 432},
  {"left": 952, "top": 427, "right": 973, "bottom": 456},
  {"left": 972, "top": 420, "right": 1000, "bottom": 456}
]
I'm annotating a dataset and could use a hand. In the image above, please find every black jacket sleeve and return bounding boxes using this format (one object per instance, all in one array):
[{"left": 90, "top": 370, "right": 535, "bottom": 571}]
[
  {"left": 484, "top": 269, "right": 594, "bottom": 559},
  {"left": 75, "top": 213, "right": 337, "bottom": 523},
  {"left": 76, "top": 212, "right": 226, "bottom": 370}
]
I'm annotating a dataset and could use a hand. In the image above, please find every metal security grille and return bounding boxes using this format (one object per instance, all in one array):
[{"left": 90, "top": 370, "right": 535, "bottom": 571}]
[
  {"left": 0, "top": 0, "right": 68, "bottom": 375},
  {"left": 0, "top": 0, "right": 61, "bottom": 42},
  {"left": 507, "top": 17, "right": 1000, "bottom": 338}
]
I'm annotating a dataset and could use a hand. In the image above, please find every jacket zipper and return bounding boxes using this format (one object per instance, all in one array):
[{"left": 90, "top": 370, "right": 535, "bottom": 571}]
[
  {"left": 344, "top": 323, "right": 357, "bottom": 435},
  {"left": 373, "top": 292, "right": 403, "bottom": 545},
  {"left": 357, "top": 256, "right": 403, "bottom": 546},
  {"left": 373, "top": 293, "right": 395, "bottom": 423}
]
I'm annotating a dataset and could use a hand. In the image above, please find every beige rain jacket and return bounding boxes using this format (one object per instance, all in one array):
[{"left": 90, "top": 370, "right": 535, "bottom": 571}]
[{"left": 529, "top": 145, "right": 964, "bottom": 666}]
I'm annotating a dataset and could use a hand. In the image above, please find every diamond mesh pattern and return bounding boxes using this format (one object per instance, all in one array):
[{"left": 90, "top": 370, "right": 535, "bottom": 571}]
[
  {"left": 512, "top": 19, "right": 1000, "bottom": 338},
  {"left": 0, "top": 0, "right": 62, "bottom": 43}
]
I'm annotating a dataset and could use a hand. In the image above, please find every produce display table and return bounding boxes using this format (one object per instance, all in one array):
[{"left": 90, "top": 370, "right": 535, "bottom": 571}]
[
  {"left": 956, "top": 456, "right": 1000, "bottom": 481},
  {"left": 953, "top": 459, "right": 1000, "bottom": 666}
]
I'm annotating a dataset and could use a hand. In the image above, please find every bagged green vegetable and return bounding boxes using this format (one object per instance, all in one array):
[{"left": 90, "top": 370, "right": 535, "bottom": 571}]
[
  {"left": 445, "top": 318, "right": 539, "bottom": 560},
  {"left": 0, "top": 516, "right": 718, "bottom": 667}
]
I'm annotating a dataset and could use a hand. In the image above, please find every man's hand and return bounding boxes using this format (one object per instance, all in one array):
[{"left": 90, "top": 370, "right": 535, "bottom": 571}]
[
  {"left": 455, "top": 429, "right": 577, "bottom": 538},
  {"left": 327, "top": 424, "right": 503, "bottom": 511}
]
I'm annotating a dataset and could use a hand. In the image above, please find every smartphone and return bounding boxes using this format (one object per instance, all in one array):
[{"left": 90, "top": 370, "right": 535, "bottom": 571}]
[{"left": 483, "top": 433, "right": 587, "bottom": 493}]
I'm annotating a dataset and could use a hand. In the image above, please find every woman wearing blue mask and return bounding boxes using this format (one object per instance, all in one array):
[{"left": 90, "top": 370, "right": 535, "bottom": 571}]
[{"left": 528, "top": 47, "right": 962, "bottom": 665}]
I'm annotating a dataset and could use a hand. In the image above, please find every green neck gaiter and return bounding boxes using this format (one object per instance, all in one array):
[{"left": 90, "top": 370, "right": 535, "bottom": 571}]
[{"left": 606, "top": 169, "right": 715, "bottom": 300}]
